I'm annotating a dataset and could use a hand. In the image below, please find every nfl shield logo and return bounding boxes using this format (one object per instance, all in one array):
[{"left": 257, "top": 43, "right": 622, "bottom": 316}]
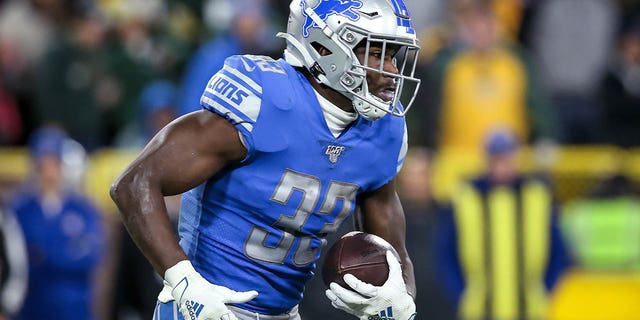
[{"left": 325, "top": 145, "right": 346, "bottom": 163}]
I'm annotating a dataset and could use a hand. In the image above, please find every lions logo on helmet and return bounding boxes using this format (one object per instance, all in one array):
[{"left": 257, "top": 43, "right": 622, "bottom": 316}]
[
  {"left": 277, "top": 0, "right": 421, "bottom": 121},
  {"left": 301, "top": 0, "right": 363, "bottom": 38}
]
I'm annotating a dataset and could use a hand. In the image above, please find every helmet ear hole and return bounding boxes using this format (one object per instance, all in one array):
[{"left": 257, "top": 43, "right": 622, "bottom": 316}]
[{"left": 311, "top": 42, "right": 332, "bottom": 56}]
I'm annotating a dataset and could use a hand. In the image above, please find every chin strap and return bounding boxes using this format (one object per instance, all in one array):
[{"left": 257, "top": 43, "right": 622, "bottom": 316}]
[
  {"left": 353, "top": 96, "right": 386, "bottom": 121},
  {"left": 276, "top": 6, "right": 335, "bottom": 86},
  {"left": 278, "top": 3, "right": 354, "bottom": 88},
  {"left": 351, "top": 79, "right": 387, "bottom": 121}
]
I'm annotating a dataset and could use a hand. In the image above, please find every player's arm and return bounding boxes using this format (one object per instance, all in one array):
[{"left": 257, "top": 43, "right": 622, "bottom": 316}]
[
  {"left": 357, "top": 179, "right": 416, "bottom": 298},
  {"left": 110, "top": 110, "right": 257, "bottom": 320},
  {"left": 326, "top": 179, "right": 417, "bottom": 320},
  {"left": 110, "top": 110, "right": 245, "bottom": 274}
]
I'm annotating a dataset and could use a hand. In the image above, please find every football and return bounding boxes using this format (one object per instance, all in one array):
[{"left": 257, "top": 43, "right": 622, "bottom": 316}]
[{"left": 322, "top": 231, "right": 400, "bottom": 290}]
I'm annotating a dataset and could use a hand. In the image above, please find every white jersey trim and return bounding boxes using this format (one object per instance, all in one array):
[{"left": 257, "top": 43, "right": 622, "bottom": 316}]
[
  {"left": 201, "top": 96, "right": 254, "bottom": 132},
  {"left": 222, "top": 65, "right": 263, "bottom": 95}
]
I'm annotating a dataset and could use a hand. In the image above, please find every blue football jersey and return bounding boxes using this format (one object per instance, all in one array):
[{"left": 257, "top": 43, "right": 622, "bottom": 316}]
[{"left": 178, "top": 54, "right": 407, "bottom": 314}]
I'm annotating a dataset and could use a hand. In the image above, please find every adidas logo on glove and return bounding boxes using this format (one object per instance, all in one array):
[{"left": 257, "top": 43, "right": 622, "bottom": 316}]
[
  {"left": 368, "top": 307, "right": 395, "bottom": 320},
  {"left": 185, "top": 300, "right": 205, "bottom": 320}
]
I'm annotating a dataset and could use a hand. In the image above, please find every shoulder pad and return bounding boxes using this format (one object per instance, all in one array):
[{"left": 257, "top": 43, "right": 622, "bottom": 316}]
[{"left": 201, "top": 55, "right": 295, "bottom": 158}]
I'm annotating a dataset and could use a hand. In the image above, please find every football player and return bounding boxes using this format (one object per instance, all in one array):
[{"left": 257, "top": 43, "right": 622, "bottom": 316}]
[{"left": 110, "top": 0, "right": 421, "bottom": 319}]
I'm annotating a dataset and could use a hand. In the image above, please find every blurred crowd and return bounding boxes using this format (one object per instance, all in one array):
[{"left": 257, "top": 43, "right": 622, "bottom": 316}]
[
  {"left": 1, "top": 0, "right": 640, "bottom": 319},
  {"left": 0, "top": 0, "right": 286, "bottom": 150},
  {"left": 0, "top": 0, "right": 638, "bottom": 151}
]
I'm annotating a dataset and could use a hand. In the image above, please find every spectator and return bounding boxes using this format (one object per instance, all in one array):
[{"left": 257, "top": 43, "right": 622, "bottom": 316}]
[
  {"left": 97, "top": 0, "right": 184, "bottom": 146},
  {"left": 32, "top": 11, "right": 110, "bottom": 151},
  {"left": 0, "top": 0, "right": 58, "bottom": 141},
  {"left": 529, "top": 0, "right": 618, "bottom": 144},
  {"left": 434, "top": 129, "right": 570, "bottom": 320},
  {"left": 427, "top": 1, "right": 557, "bottom": 153},
  {"left": 0, "top": 0, "right": 55, "bottom": 86},
  {"left": 115, "top": 79, "right": 178, "bottom": 149},
  {"left": 10, "top": 127, "right": 107, "bottom": 320}
]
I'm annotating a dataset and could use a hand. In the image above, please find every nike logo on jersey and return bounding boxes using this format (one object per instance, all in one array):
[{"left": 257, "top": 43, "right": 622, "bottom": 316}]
[
  {"left": 241, "top": 57, "right": 256, "bottom": 72},
  {"left": 326, "top": 145, "right": 345, "bottom": 163}
]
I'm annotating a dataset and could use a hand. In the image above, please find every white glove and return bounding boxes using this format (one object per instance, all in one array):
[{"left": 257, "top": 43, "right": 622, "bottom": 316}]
[
  {"left": 163, "top": 260, "right": 258, "bottom": 320},
  {"left": 325, "top": 251, "right": 416, "bottom": 320}
]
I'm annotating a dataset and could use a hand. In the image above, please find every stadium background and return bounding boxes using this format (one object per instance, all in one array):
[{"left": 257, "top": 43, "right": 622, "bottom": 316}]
[{"left": 1, "top": 0, "right": 640, "bottom": 319}]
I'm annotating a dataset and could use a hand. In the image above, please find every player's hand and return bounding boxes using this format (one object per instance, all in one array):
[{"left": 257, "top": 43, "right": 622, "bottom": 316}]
[
  {"left": 163, "top": 260, "right": 258, "bottom": 320},
  {"left": 325, "top": 251, "right": 416, "bottom": 320}
]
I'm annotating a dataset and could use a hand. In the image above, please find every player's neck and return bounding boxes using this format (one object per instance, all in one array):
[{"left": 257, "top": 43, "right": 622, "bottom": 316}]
[{"left": 302, "top": 68, "right": 355, "bottom": 113}]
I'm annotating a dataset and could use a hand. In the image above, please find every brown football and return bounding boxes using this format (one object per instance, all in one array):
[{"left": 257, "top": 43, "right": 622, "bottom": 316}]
[{"left": 322, "top": 231, "right": 400, "bottom": 290}]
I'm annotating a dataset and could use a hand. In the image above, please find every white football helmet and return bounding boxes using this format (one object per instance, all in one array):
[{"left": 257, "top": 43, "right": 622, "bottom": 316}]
[{"left": 277, "top": 0, "right": 421, "bottom": 120}]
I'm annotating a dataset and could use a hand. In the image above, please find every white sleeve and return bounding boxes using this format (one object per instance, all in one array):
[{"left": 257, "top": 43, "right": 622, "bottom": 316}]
[{"left": 0, "top": 209, "right": 28, "bottom": 316}]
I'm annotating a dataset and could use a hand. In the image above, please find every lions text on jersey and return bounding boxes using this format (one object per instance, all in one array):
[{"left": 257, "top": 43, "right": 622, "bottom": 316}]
[{"left": 178, "top": 54, "right": 407, "bottom": 314}]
